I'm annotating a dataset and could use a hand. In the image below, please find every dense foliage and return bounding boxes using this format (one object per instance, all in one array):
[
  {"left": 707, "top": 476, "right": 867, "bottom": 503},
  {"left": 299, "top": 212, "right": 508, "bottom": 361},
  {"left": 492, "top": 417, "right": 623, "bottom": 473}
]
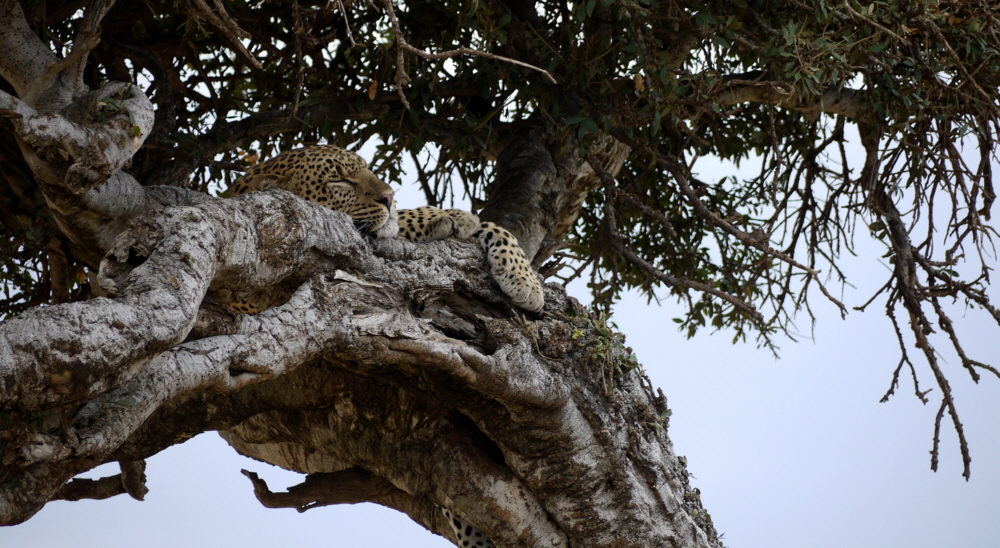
[{"left": 1, "top": 0, "right": 997, "bottom": 476}]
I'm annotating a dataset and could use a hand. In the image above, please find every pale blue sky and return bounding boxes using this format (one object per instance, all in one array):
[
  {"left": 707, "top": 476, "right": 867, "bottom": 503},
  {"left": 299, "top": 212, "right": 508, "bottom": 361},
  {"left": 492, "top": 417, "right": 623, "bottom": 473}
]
[{"left": 4, "top": 145, "right": 998, "bottom": 548}]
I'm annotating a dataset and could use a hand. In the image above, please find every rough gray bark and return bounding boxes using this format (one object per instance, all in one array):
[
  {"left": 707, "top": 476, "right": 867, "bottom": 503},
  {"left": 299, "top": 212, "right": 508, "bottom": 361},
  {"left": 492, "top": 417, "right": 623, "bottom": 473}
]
[
  {"left": 0, "top": 186, "right": 720, "bottom": 546},
  {"left": 0, "top": 1, "right": 721, "bottom": 545}
]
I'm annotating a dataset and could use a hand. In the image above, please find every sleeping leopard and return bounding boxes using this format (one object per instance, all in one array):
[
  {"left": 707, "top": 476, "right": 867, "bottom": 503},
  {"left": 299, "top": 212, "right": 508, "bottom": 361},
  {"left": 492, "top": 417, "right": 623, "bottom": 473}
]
[{"left": 227, "top": 144, "right": 544, "bottom": 313}]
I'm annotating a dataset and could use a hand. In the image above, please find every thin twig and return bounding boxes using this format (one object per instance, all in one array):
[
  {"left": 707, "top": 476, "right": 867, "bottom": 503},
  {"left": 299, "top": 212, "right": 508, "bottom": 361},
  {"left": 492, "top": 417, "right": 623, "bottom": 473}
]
[
  {"left": 880, "top": 356, "right": 905, "bottom": 403},
  {"left": 926, "top": 20, "right": 999, "bottom": 115},
  {"left": 913, "top": 255, "right": 1000, "bottom": 325},
  {"left": 401, "top": 43, "right": 558, "bottom": 84},
  {"left": 612, "top": 128, "right": 849, "bottom": 318},
  {"left": 291, "top": 0, "right": 306, "bottom": 117},
  {"left": 587, "top": 153, "right": 765, "bottom": 326},
  {"left": 842, "top": 0, "right": 908, "bottom": 45},
  {"left": 930, "top": 298, "right": 983, "bottom": 383},
  {"left": 930, "top": 399, "right": 947, "bottom": 473},
  {"left": 882, "top": 305, "right": 929, "bottom": 403},
  {"left": 900, "top": 289, "right": 973, "bottom": 479},
  {"left": 334, "top": 0, "right": 359, "bottom": 48},
  {"left": 380, "top": 0, "right": 555, "bottom": 108}
]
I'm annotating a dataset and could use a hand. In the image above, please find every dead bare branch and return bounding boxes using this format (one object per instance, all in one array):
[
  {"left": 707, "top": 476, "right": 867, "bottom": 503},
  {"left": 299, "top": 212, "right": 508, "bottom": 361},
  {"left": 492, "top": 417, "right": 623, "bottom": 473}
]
[{"left": 241, "top": 468, "right": 404, "bottom": 511}]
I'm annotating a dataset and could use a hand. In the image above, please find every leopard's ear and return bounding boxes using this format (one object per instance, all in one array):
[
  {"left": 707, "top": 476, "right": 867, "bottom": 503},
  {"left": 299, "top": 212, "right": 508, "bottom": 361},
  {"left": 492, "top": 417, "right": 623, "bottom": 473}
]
[{"left": 251, "top": 174, "right": 289, "bottom": 191}]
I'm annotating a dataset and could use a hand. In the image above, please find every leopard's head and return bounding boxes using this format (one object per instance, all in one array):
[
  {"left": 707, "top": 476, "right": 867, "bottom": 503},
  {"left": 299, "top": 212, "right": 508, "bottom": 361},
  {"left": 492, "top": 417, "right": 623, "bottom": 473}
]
[{"left": 230, "top": 145, "right": 399, "bottom": 238}]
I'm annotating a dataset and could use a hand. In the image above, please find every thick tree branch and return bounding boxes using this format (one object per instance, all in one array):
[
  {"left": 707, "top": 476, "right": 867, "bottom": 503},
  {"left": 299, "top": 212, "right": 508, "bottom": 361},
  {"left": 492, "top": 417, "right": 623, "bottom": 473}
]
[
  {"left": 0, "top": 84, "right": 155, "bottom": 193},
  {"left": 0, "top": 191, "right": 370, "bottom": 413},
  {"left": 716, "top": 82, "right": 863, "bottom": 120},
  {"left": 56, "top": 0, "right": 117, "bottom": 101},
  {"left": 0, "top": 1, "right": 62, "bottom": 102}
]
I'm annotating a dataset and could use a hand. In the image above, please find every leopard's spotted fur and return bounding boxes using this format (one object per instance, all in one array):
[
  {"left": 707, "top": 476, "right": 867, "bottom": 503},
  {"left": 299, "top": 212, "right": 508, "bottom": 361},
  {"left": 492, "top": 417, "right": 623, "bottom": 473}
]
[
  {"left": 227, "top": 145, "right": 544, "bottom": 313},
  {"left": 442, "top": 507, "right": 495, "bottom": 548}
]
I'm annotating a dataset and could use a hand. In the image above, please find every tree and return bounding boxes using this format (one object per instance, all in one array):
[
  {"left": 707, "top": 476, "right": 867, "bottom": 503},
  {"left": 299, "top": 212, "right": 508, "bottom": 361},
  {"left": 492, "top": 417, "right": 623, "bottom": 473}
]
[{"left": 1, "top": 0, "right": 996, "bottom": 546}]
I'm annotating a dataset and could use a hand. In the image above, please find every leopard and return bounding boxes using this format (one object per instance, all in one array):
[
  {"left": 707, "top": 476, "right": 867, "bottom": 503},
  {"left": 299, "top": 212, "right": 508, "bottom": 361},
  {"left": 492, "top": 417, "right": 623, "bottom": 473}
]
[{"left": 227, "top": 144, "right": 544, "bottom": 313}]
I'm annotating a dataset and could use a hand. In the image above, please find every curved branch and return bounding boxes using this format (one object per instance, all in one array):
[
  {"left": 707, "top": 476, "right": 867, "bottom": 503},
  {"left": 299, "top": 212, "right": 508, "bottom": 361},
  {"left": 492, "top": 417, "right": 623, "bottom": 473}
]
[
  {"left": 0, "top": 185, "right": 721, "bottom": 547},
  {"left": 0, "top": 191, "right": 369, "bottom": 413},
  {"left": 1, "top": 83, "right": 155, "bottom": 193},
  {"left": 379, "top": 0, "right": 555, "bottom": 109},
  {"left": 58, "top": 0, "right": 117, "bottom": 98}
]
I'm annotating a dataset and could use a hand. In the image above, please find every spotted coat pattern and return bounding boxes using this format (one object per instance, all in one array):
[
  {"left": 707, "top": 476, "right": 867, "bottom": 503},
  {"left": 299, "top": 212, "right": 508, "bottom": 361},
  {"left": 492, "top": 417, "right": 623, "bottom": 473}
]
[
  {"left": 227, "top": 145, "right": 544, "bottom": 313},
  {"left": 441, "top": 507, "right": 496, "bottom": 548}
]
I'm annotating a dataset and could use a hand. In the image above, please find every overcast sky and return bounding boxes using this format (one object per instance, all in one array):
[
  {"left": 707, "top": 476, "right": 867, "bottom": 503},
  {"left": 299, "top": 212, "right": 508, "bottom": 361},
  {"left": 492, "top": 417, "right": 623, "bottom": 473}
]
[{"left": 4, "top": 144, "right": 998, "bottom": 548}]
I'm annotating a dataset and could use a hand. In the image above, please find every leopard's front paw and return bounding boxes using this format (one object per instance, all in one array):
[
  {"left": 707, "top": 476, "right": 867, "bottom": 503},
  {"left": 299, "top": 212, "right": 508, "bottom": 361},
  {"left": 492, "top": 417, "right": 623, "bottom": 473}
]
[
  {"left": 398, "top": 206, "right": 480, "bottom": 242},
  {"left": 474, "top": 223, "right": 544, "bottom": 312}
]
